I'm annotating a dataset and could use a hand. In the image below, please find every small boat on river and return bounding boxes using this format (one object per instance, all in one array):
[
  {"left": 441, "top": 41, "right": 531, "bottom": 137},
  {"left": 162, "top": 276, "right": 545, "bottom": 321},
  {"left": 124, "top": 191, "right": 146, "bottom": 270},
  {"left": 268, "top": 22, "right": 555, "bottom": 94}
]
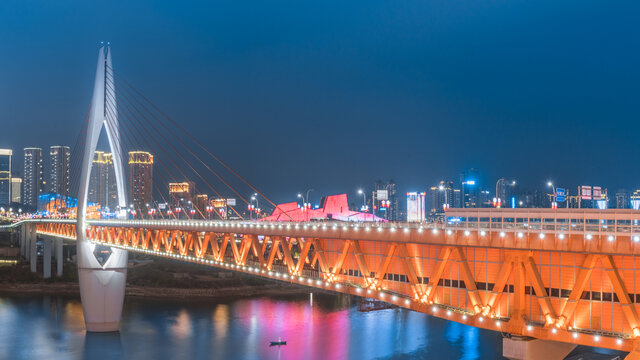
[{"left": 269, "top": 337, "right": 287, "bottom": 346}]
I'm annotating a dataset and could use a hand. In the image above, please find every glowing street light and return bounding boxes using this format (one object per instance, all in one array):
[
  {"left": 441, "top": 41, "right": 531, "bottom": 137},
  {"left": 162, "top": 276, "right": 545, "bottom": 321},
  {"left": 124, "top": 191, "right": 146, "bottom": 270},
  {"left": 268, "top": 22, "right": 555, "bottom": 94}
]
[
  {"left": 358, "top": 189, "right": 368, "bottom": 213},
  {"left": 547, "top": 181, "right": 557, "bottom": 209}
]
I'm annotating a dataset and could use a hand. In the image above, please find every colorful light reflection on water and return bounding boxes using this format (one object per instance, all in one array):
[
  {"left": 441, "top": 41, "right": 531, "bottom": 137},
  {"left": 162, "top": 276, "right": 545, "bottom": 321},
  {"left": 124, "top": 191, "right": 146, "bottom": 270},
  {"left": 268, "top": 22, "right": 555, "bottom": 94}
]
[{"left": 0, "top": 294, "right": 503, "bottom": 359}]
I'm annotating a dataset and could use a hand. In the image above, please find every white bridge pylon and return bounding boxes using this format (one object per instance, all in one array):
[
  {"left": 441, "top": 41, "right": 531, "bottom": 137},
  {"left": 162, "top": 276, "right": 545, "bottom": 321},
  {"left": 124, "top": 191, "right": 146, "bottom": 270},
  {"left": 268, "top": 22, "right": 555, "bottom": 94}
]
[{"left": 76, "top": 46, "right": 128, "bottom": 332}]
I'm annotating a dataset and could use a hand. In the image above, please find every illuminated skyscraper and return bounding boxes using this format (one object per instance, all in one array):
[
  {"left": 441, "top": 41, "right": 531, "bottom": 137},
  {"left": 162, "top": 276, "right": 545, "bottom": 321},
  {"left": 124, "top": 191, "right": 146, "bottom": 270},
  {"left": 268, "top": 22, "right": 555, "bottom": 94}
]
[
  {"left": 461, "top": 168, "right": 480, "bottom": 208},
  {"left": 169, "top": 181, "right": 195, "bottom": 207},
  {"left": 128, "top": 151, "right": 153, "bottom": 213},
  {"left": 49, "top": 146, "right": 71, "bottom": 196},
  {"left": 0, "top": 149, "right": 12, "bottom": 205},
  {"left": 428, "top": 180, "right": 459, "bottom": 218},
  {"left": 406, "top": 192, "right": 426, "bottom": 222},
  {"left": 11, "top": 178, "right": 21, "bottom": 204},
  {"left": 23, "top": 148, "right": 43, "bottom": 208},
  {"left": 89, "top": 151, "right": 118, "bottom": 210}
]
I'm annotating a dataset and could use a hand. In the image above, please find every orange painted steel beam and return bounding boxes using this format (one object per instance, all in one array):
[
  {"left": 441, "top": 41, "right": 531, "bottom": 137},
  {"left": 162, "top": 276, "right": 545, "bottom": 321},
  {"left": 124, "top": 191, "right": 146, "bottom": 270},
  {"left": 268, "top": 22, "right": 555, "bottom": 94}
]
[
  {"left": 601, "top": 255, "right": 640, "bottom": 334},
  {"left": 426, "top": 247, "right": 452, "bottom": 302},
  {"left": 557, "top": 254, "right": 598, "bottom": 327},
  {"left": 453, "top": 247, "right": 484, "bottom": 312},
  {"left": 375, "top": 244, "right": 397, "bottom": 289},
  {"left": 396, "top": 243, "right": 425, "bottom": 300},
  {"left": 331, "top": 241, "right": 351, "bottom": 276},
  {"left": 524, "top": 255, "right": 557, "bottom": 323},
  {"left": 311, "top": 238, "right": 331, "bottom": 276},
  {"left": 294, "top": 240, "right": 313, "bottom": 276},
  {"left": 266, "top": 237, "right": 281, "bottom": 271},
  {"left": 351, "top": 240, "right": 373, "bottom": 286}
]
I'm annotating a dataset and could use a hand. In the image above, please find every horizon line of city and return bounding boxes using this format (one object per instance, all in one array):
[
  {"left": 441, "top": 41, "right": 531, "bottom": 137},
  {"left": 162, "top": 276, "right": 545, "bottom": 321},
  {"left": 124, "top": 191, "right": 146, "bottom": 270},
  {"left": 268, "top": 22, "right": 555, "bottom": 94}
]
[{"left": 2, "top": 145, "right": 640, "bottom": 222}]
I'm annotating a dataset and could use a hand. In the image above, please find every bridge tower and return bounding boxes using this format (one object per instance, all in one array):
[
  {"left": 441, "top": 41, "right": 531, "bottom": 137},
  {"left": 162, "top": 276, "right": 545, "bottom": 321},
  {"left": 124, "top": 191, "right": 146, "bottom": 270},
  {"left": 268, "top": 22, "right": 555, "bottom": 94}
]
[{"left": 76, "top": 46, "right": 129, "bottom": 332}]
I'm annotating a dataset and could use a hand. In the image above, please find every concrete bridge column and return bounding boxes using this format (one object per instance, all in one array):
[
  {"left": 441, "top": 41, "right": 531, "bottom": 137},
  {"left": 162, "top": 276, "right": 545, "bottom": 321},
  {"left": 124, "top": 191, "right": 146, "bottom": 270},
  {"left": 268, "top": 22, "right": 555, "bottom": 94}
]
[
  {"left": 20, "top": 224, "right": 26, "bottom": 258},
  {"left": 503, "top": 337, "right": 577, "bottom": 360},
  {"left": 24, "top": 224, "right": 31, "bottom": 261},
  {"left": 43, "top": 238, "right": 51, "bottom": 279},
  {"left": 29, "top": 224, "right": 37, "bottom": 273},
  {"left": 55, "top": 238, "right": 63, "bottom": 277}
]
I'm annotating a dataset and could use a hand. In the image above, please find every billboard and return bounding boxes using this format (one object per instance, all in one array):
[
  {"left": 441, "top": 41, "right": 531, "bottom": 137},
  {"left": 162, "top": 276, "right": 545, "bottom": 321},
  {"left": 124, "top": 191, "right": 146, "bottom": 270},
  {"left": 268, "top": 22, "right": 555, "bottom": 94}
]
[
  {"left": 377, "top": 190, "right": 388, "bottom": 201},
  {"left": 226, "top": 198, "right": 236, "bottom": 206},
  {"left": 593, "top": 186, "right": 602, "bottom": 199},
  {"left": 406, "top": 192, "right": 426, "bottom": 222},
  {"left": 580, "top": 186, "right": 592, "bottom": 200}
]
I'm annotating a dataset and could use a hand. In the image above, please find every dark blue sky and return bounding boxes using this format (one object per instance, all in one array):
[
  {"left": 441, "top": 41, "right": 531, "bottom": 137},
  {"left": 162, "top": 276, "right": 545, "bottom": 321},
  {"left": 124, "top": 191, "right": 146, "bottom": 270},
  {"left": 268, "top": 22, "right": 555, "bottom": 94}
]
[{"left": 1, "top": 1, "right": 639, "bottom": 203}]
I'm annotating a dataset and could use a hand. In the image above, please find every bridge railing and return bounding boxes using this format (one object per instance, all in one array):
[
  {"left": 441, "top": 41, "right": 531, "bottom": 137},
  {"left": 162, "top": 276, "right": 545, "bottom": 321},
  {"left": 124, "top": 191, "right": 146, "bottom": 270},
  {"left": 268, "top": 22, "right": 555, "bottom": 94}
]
[{"left": 445, "top": 208, "right": 640, "bottom": 236}]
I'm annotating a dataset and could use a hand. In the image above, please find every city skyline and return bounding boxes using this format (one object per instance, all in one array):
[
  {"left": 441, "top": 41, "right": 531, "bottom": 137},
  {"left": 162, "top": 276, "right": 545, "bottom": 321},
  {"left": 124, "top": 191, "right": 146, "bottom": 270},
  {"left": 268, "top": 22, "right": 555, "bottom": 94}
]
[{"left": 2, "top": 1, "right": 640, "bottom": 202}]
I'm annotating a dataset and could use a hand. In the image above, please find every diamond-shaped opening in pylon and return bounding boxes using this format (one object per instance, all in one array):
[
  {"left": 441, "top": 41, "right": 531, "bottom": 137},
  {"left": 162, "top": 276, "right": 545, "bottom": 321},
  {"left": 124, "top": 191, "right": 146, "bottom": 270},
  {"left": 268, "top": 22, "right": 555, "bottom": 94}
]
[{"left": 93, "top": 245, "right": 113, "bottom": 266}]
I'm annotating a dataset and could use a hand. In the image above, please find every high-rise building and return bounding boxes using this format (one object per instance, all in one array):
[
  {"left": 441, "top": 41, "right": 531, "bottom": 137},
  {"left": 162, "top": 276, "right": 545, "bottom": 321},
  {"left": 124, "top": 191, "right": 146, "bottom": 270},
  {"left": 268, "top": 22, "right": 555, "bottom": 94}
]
[
  {"left": 169, "top": 181, "right": 195, "bottom": 207},
  {"left": 479, "top": 190, "right": 492, "bottom": 208},
  {"left": 631, "top": 190, "right": 640, "bottom": 210},
  {"left": 406, "top": 192, "right": 426, "bottom": 222},
  {"left": 453, "top": 188, "right": 462, "bottom": 208},
  {"left": 615, "top": 190, "right": 629, "bottom": 209},
  {"left": 428, "top": 180, "right": 455, "bottom": 218},
  {"left": 128, "top": 151, "right": 154, "bottom": 213},
  {"left": 461, "top": 168, "right": 480, "bottom": 208},
  {"left": 0, "top": 149, "right": 12, "bottom": 205},
  {"left": 193, "top": 194, "right": 208, "bottom": 217},
  {"left": 89, "top": 151, "right": 118, "bottom": 210},
  {"left": 11, "top": 177, "right": 21, "bottom": 204},
  {"left": 23, "top": 148, "right": 43, "bottom": 208},
  {"left": 49, "top": 146, "right": 71, "bottom": 196}
]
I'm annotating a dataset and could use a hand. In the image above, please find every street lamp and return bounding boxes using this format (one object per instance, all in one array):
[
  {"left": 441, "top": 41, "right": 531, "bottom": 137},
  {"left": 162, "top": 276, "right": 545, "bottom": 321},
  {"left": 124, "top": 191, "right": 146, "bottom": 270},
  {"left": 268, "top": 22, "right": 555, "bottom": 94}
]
[
  {"left": 250, "top": 195, "right": 259, "bottom": 220},
  {"left": 438, "top": 183, "right": 449, "bottom": 210},
  {"left": 547, "top": 181, "right": 557, "bottom": 208},
  {"left": 298, "top": 189, "right": 314, "bottom": 208},
  {"left": 358, "top": 189, "right": 368, "bottom": 212}
]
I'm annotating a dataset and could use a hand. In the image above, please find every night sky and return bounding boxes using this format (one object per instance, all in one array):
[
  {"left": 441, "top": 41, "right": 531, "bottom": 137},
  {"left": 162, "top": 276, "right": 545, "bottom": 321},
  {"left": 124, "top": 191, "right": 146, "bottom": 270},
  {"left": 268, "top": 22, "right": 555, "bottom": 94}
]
[{"left": 1, "top": 1, "right": 639, "bottom": 204}]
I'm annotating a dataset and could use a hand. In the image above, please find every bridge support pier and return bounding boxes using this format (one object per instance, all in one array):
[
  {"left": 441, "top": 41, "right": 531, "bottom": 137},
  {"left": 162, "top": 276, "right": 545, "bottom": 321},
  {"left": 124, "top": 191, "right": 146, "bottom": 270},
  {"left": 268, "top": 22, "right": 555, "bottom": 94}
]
[
  {"left": 78, "top": 241, "right": 128, "bottom": 332},
  {"left": 20, "top": 224, "right": 26, "bottom": 258},
  {"left": 28, "top": 224, "right": 37, "bottom": 273},
  {"left": 503, "top": 337, "right": 576, "bottom": 360},
  {"left": 55, "top": 238, "right": 63, "bottom": 277},
  {"left": 43, "top": 238, "right": 51, "bottom": 279}
]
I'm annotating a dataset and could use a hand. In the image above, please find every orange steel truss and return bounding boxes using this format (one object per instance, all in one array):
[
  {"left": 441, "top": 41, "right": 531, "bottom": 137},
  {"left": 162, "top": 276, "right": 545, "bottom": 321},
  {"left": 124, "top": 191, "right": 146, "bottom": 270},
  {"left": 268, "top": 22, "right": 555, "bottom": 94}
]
[{"left": 34, "top": 220, "right": 640, "bottom": 352}]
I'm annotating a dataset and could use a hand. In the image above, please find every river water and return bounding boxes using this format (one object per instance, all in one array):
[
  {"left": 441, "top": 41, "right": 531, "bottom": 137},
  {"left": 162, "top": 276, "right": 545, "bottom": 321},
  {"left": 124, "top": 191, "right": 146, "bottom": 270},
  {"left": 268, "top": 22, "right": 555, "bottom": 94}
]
[{"left": 0, "top": 293, "right": 506, "bottom": 360}]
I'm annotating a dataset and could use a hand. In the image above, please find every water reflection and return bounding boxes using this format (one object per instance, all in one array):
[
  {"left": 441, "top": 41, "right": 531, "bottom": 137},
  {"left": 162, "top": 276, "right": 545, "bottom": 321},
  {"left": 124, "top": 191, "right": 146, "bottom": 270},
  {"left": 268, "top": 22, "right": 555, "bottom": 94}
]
[{"left": 0, "top": 294, "right": 503, "bottom": 360}]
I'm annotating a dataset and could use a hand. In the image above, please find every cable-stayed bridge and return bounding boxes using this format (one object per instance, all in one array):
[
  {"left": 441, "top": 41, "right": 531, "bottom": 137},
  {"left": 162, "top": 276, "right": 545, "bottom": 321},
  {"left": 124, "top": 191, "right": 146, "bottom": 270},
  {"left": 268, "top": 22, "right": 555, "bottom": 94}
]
[{"left": 2, "top": 47, "right": 639, "bottom": 360}]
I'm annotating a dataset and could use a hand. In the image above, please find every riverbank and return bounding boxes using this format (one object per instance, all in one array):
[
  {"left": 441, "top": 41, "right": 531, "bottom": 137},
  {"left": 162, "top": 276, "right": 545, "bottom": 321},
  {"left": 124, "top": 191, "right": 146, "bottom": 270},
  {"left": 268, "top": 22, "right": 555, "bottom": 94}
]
[
  {"left": 0, "top": 257, "right": 318, "bottom": 300},
  {"left": 0, "top": 282, "right": 315, "bottom": 300}
]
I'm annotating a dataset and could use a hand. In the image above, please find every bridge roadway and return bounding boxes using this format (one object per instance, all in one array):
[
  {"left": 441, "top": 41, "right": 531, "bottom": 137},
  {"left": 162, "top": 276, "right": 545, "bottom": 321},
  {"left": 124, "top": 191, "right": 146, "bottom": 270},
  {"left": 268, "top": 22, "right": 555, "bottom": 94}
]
[{"left": 10, "top": 208, "right": 640, "bottom": 356}]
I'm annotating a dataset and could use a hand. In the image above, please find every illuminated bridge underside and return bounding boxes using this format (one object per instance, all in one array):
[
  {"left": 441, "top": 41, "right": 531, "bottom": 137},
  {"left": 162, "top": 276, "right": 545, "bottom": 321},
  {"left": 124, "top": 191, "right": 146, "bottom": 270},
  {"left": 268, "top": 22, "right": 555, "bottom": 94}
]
[{"left": 34, "top": 212, "right": 640, "bottom": 352}]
